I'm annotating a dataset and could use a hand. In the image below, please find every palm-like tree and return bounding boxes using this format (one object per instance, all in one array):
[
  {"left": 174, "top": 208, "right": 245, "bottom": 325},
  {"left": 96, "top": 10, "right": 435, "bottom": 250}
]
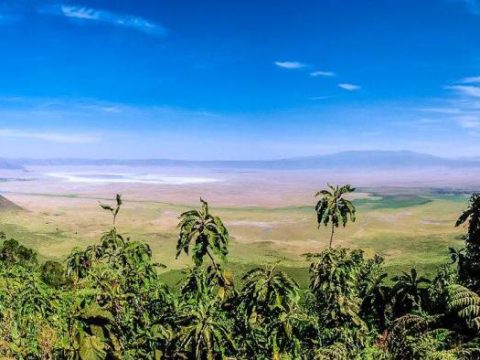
[
  {"left": 391, "top": 268, "right": 430, "bottom": 314},
  {"left": 176, "top": 199, "right": 229, "bottom": 272},
  {"left": 359, "top": 268, "right": 390, "bottom": 329},
  {"left": 315, "top": 184, "right": 356, "bottom": 248}
]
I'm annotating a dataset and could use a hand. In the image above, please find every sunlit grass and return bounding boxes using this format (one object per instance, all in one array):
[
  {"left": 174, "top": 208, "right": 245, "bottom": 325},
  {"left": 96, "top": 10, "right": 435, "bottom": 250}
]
[{"left": 0, "top": 190, "right": 469, "bottom": 287}]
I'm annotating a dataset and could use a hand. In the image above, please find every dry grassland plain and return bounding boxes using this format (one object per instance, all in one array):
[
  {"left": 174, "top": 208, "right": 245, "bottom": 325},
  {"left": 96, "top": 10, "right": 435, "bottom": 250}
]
[{"left": 0, "top": 165, "right": 476, "bottom": 286}]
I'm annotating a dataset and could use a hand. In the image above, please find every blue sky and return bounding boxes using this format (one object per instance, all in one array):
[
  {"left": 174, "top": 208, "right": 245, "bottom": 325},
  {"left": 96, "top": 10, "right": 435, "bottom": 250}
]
[{"left": 1, "top": 0, "right": 480, "bottom": 159}]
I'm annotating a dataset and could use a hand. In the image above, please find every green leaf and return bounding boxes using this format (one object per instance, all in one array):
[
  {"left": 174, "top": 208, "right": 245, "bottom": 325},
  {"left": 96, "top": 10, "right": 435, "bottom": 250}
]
[
  {"left": 79, "top": 334, "right": 107, "bottom": 360},
  {"left": 99, "top": 204, "right": 114, "bottom": 212}
]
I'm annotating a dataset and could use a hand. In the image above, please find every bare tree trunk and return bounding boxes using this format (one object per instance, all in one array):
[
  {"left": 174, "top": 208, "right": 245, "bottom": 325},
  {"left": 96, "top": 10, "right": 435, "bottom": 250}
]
[{"left": 329, "top": 223, "right": 335, "bottom": 248}]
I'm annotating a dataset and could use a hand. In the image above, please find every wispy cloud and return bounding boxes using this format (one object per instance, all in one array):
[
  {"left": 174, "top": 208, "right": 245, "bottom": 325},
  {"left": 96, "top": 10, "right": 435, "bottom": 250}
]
[
  {"left": 338, "top": 83, "right": 360, "bottom": 91},
  {"left": 39, "top": 4, "right": 166, "bottom": 37},
  {"left": 274, "top": 61, "right": 307, "bottom": 69},
  {"left": 456, "top": 115, "right": 480, "bottom": 129},
  {"left": 391, "top": 117, "right": 444, "bottom": 130},
  {"left": 426, "top": 78, "right": 480, "bottom": 130},
  {"left": 78, "top": 104, "right": 122, "bottom": 113},
  {"left": 0, "top": 129, "right": 100, "bottom": 144},
  {"left": 461, "top": 76, "right": 480, "bottom": 84},
  {"left": 310, "top": 71, "right": 335, "bottom": 77},
  {"left": 418, "top": 107, "right": 462, "bottom": 114},
  {"left": 446, "top": 85, "right": 480, "bottom": 98}
]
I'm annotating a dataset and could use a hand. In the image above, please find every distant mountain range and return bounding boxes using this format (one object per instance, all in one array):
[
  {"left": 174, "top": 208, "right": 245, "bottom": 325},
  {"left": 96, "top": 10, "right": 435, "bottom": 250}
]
[
  {"left": 4, "top": 151, "right": 480, "bottom": 170},
  {"left": 0, "top": 159, "right": 24, "bottom": 170}
]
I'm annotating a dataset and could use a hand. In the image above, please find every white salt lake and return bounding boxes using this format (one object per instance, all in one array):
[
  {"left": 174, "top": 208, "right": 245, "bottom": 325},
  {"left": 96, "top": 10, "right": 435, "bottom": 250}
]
[{"left": 47, "top": 172, "right": 220, "bottom": 185}]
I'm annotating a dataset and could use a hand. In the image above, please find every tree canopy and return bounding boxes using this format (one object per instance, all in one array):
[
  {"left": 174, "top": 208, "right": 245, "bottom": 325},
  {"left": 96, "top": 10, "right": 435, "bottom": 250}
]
[{"left": 0, "top": 189, "right": 479, "bottom": 359}]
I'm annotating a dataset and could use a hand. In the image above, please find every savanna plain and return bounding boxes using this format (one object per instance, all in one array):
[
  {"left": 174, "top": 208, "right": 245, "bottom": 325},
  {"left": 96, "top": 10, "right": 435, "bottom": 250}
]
[{"left": 0, "top": 165, "right": 473, "bottom": 287}]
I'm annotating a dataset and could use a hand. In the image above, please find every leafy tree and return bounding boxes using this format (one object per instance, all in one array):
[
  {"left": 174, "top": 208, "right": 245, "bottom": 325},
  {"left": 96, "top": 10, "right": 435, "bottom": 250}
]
[
  {"left": 357, "top": 254, "right": 390, "bottom": 330},
  {"left": 427, "top": 263, "right": 458, "bottom": 314},
  {"left": 385, "top": 285, "right": 480, "bottom": 359},
  {"left": 41, "top": 260, "right": 67, "bottom": 288},
  {"left": 176, "top": 199, "right": 232, "bottom": 293},
  {"left": 391, "top": 268, "right": 431, "bottom": 316},
  {"left": 65, "top": 246, "right": 92, "bottom": 281},
  {"left": 238, "top": 264, "right": 302, "bottom": 357},
  {"left": 72, "top": 302, "right": 121, "bottom": 360},
  {"left": 455, "top": 193, "right": 480, "bottom": 291},
  {"left": 307, "top": 248, "right": 368, "bottom": 348},
  {"left": 315, "top": 184, "right": 356, "bottom": 248},
  {"left": 240, "top": 264, "right": 299, "bottom": 321},
  {"left": 0, "top": 238, "right": 38, "bottom": 268},
  {"left": 176, "top": 295, "right": 235, "bottom": 359},
  {"left": 177, "top": 198, "right": 229, "bottom": 268},
  {"left": 5, "top": 190, "right": 480, "bottom": 358}
]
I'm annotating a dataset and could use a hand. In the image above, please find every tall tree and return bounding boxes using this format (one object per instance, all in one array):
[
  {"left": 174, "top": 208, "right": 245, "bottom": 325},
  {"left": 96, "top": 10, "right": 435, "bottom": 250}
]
[
  {"left": 239, "top": 265, "right": 301, "bottom": 358},
  {"left": 176, "top": 296, "right": 235, "bottom": 359},
  {"left": 455, "top": 193, "right": 480, "bottom": 290},
  {"left": 391, "top": 268, "right": 430, "bottom": 315},
  {"left": 240, "top": 264, "right": 299, "bottom": 320},
  {"left": 176, "top": 198, "right": 229, "bottom": 272},
  {"left": 315, "top": 184, "right": 356, "bottom": 248},
  {"left": 307, "top": 249, "right": 365, "bottom": 335}
]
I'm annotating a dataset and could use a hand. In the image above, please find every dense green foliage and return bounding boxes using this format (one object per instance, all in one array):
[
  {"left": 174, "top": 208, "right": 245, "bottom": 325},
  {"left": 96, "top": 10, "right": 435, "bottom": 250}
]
[{"left": 1, "top": 189, "right": 480, "bottom": 359}]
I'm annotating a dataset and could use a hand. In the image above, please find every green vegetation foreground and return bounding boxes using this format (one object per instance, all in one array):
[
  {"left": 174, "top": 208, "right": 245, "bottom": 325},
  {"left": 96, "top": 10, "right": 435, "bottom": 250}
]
[{"left": 1, "top": 186, "right": 480, "bottom": 359}]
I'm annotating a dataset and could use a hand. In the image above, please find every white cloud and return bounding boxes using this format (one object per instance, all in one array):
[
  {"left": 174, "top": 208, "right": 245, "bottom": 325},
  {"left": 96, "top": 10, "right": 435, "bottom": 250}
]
[
  {"left": 310, "top": 71, "right": 335, "bottom": 77},
  {"left": 274, "top": 61, "right": 307, "bottom": 69},
  {"left": 79, "top": 104, "right": 122, "bottom": 113},
  {"left": 446, "top": 85, "right": 480, "bottom": 98},
  {"left": 417, "top": 118, "right": 442, "bottom": 125},
  {"left": 424, "top": 81, "right": 480, "bottom": 133},
  {"left": 61, "top": 5, "right": 99, "bottom": 20},
  {"left": 39, "top": 4, "right": 166, "bottom": 37},
  {"left": 0, "top": 129, "right": 100, "bottom": 144},
  {"left": 456, "top": 115, "right": 480, "bottom": 129},
  {"left": 338, "top": 83, "right": 360, "bottom": 91},
  {"left": 461, "top": 76, "right": 480, "bottom": 84},
  {"left": 419, "top": 107, "right": 462, "bottom": 114}
]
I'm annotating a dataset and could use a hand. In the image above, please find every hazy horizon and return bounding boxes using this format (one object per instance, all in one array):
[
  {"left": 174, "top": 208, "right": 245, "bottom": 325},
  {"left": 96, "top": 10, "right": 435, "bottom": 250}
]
[{"left": 1, "top": 149, "right": 477, "bottom": 163}]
